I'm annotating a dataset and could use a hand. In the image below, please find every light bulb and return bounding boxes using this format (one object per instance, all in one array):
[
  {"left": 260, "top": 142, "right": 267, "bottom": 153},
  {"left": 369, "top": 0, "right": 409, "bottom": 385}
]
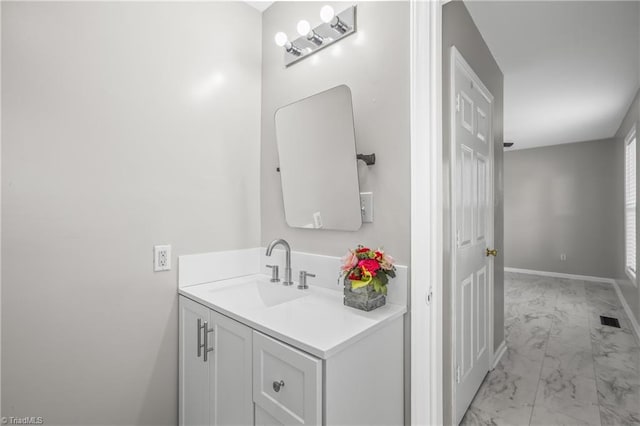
[
  {"left": 320, "top": 5, "right": 335, "bottom": 23},
  {"left": 274, "top": 32, "right": 288, "bottom": 47},
  {"left": 297, "top": 20, "right": 311, "bottom": 37}
]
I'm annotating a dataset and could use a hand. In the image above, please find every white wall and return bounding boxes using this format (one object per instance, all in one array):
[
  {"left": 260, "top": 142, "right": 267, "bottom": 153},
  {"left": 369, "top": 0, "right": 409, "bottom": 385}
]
[{"left": 1, "top": 2, "right": 261, "bottom": 424}]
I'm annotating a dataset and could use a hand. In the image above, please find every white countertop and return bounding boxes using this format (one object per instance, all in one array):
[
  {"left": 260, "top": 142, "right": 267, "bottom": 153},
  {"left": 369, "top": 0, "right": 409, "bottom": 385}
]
[{"left": 179, "top": 274, "right": 407, "bottom": 359}]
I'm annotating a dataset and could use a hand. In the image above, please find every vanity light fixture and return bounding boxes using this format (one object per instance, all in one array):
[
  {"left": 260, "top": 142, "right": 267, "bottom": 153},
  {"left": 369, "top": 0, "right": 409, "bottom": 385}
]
[
  {"left": 274, "top": 31, "right": 302, "bottom": 56},
  {"left": 297, "top": 20, "right": 325, "bottom": 46},
  {"left": 320, "top": 5, "right": 350, "bottom": 34},
  {"left": 274, "top": 5, "right": 357, "bottom": 67}
]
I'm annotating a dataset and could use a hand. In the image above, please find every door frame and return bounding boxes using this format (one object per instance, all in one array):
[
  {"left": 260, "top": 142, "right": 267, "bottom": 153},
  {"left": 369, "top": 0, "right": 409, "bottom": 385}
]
[
  {"left": 449, "top": 46, "right": 495, "bottom": 422},
  {"left": 409, "top": 0, "right": 443, "bottom": 425}
]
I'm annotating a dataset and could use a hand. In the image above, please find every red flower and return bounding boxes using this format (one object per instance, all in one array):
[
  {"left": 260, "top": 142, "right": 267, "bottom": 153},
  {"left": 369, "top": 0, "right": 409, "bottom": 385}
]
[
  {"left": 374, "top": 251, "right": 383, "bottom": 260},
  {"left": 358, "top": 259, "right": 380, "bottom": 276},
  {"left": 356, "top": 247, "right": 371, "bottom": 254}
]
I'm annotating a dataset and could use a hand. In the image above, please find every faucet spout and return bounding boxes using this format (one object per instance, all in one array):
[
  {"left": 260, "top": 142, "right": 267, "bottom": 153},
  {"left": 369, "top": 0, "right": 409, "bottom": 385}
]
[{"left": 265, "top": 239, "right": 293, "bottom": 286}]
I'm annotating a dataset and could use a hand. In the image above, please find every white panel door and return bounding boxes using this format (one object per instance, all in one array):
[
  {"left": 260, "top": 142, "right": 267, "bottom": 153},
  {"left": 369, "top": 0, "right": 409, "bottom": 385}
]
[
  {"left": 179, "top": 296, "right": 211, "bottom": 426},
  {"left": 451, "top": 48, "right": 494, "bottom": 425}
]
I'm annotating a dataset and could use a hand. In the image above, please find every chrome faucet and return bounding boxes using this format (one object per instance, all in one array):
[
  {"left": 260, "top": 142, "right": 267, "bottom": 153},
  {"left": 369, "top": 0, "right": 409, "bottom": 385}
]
[{"left": 265, "top": 239, "right": 293, "bottom": 286}]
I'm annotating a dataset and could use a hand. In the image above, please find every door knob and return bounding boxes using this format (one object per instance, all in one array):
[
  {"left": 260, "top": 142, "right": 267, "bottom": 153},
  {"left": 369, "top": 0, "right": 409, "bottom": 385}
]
[
  {"left": 486, "top": 248, "right": 498, "bottom": 257},
  {"left": 273, "top": 380, "right": 285, "bottom": 392}
]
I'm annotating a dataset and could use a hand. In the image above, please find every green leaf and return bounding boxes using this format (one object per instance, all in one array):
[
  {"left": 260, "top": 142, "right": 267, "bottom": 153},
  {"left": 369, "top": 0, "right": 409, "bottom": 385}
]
[
  {"left": 371, "top": 277, "right": 381, "bottom": 293},
  {"left": 378, "top": 272, "right": 389, "bottom": 285},
  {"left": 387, "top": 269, "right": 396, "bottom": 278}
]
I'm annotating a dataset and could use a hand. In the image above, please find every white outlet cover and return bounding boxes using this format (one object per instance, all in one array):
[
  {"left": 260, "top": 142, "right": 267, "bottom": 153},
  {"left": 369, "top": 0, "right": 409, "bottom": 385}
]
[
  {"left": 154, "top": 245, "right": 171, "bottom": 272},
  {"left": 360, "top": 192, "right": 373, "bottom": 223}
]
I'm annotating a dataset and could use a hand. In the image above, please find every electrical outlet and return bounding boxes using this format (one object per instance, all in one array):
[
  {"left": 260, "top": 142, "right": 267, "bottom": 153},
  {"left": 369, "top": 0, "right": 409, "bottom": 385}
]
[
  {"left": 560, "top": 253, "right": 567, "bottom": 261},
  {"left": 154, "top": 245, "right": 171, "bottom": 272},
  {"left": 313, "top": 211, "right": 323, "bottom": 228}
]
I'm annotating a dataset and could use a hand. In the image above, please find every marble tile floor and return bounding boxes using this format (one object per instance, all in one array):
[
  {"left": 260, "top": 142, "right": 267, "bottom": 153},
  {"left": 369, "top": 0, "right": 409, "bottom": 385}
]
[{"left": 461, "top": 272, "right": 640, "bottom": 426}]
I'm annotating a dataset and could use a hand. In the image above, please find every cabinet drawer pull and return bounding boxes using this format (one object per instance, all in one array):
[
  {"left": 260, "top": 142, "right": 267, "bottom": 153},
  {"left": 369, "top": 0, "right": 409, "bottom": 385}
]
[
  {"left": 203, "top": 321, "right": 214, "bottom": 362},
  {"left": 197, "top": 318, "right": 205, "bottom": 357},
  {"left": 272, "top": 380, "right": 285, "bottom": 392}
]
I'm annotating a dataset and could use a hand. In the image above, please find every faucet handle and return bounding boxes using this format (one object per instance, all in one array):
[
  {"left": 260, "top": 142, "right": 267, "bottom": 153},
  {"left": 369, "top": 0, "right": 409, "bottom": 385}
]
[
  {"left": 266, "top": 265, "right": 280, "bottom": 283},
  {"left": 298, "top": 271, "right": 316, "bottom": 290}
]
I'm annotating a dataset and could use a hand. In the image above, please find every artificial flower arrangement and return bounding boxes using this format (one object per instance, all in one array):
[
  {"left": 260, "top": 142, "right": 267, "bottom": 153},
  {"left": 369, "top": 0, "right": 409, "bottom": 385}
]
[{"left": 341, "top": 245, "right": 396, "bottom": 294}]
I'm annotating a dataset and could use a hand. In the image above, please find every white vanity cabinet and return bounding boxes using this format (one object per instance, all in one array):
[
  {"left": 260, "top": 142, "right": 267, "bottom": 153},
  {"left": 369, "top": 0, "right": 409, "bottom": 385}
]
[
  {"left": 179, "top": 296, "right": 253, "bottom": 426},
  {"left": 179, "top": 293, "right": 404, "bottom": 426}
]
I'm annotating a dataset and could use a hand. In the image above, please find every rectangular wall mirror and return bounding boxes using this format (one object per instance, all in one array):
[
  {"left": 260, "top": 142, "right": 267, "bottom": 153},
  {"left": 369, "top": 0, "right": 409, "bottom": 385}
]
[{"left": 275, "top": 85, "right": 362, "bottom": 231}]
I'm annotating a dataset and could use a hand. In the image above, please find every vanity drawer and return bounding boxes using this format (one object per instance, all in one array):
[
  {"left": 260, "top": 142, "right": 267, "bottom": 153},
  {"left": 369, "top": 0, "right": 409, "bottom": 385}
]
[{"left": 252, "top": 331, "right": 322, "bottom": 425}]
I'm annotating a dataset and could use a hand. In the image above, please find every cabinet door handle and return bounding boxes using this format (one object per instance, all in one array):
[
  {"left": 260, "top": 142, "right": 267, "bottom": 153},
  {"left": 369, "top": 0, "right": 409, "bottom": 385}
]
[
  {"left": 272, "top": 380, "right": 285, "bottom": 392},
  {"left": 197, "top": 318, "right": 205, "bottom": 358},
  {"left": 203, "top": 321, "right": 214, "bottom": 363}
]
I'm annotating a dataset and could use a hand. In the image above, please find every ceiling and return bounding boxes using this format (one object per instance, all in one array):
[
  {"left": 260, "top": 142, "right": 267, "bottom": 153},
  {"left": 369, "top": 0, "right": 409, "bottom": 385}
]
[
  {"left": 245, "top": 1, "right": 274, "bottom": 13},
  {"left": 464, "top": 1, "right": 640, "bottom": 150}
]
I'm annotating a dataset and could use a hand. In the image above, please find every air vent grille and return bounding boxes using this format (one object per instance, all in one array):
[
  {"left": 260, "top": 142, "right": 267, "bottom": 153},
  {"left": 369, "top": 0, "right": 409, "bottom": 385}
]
[{"left": 600, "top": 316, "right": 621, "bottom": 328}]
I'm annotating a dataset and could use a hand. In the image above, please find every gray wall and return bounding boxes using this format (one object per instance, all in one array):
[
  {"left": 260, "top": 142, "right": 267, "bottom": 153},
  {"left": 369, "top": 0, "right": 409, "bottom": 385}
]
[
  {"left": 442, "top": 2, "right": 504, "bottom": 424},
  {"left": 615, "top": 89, "right": 640, "bottom": 327},
  {"left": 1, "top": 3, "right": 261, "bottom": 424},
  {"left": 260, "top": 3, "right": 411, "bottom": 423},
  {"left": 260, "top": 1, "right": 411, "bottom": 264},
  {"left": 504, "top": 139, "right": 621, "bottom": 278}
]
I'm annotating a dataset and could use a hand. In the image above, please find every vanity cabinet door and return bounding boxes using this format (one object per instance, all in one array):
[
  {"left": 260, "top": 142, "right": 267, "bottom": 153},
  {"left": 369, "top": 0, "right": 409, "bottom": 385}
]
[
  {"left": 179, "top": 296, "right": 211, "bottom": 426},
  {"left": 255, "top": 404, "right": 284, "bottom": 426},
  {"left": 209, "top": 310, "right": 253, "bottom": 426},
  {"left": 253, "top": 332, "right": 322, "bottom": 425}
]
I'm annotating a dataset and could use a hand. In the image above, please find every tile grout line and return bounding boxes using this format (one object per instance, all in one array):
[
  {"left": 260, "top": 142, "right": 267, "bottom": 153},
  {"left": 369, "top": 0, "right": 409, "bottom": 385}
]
[
  {"left": 584, "top": 280, "right": 604, "bottom": 426},
  {"left": 527, "top": 281, "right": 557, "bottom": 426}
]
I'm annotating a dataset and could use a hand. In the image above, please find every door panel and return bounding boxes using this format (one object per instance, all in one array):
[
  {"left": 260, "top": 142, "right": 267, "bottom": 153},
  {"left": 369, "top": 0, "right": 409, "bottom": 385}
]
[
  {"left": 460, "top": 90, "right": 474, "bottom": 134},
  {"left": 461, "top": 273, "right": 473, "bottom": 380},
  {"left": 179, "top": 297, "right": 211, "bottom": 426},
  {"left": 460, "top": 145, "right": 474, "bottom": 247},
  {"left": 477, "top": 155, "right": 487, "bottom": 241},
  {"left": 477, "top": 267, "right": 487, "bottom": 357},
  {"left": 452, "top": 48, "right": 494, "bottom": 425},
  {"left": 210, "top": 310, "right": 253, "bottom": 426}
]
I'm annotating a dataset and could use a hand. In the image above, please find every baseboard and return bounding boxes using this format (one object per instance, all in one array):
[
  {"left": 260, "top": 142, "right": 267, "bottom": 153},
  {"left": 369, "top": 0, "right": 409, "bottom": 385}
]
[
  {"left": 504, "top": 267, "right": 616, "bottom": 284},
  {"left": 491, "top": 340, "right": 506, "bottom": 370},
  {"left": 504, "top": 267, "right": 640, "bottom": 343},
  {"left": 611, "top": 280, "right": 640, "bottom": 344}
]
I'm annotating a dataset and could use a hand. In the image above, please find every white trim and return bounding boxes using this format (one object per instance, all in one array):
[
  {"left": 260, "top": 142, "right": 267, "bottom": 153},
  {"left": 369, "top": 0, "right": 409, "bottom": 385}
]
[
  {"left": 625, "top": 124, "right": 637, "bottom": 145},
  {"left": 450, "top": 46, "right": 496, "bottom": 425},
  {"left": 504, "top": 267, "right": 616, "bottom": 284},
  {"left": 625, "top": 124, "right": 638, "bottom": 287},
  {"left": 612, "top": 280, "right": 640, "bottom": 344},
  {"left": 410, "top": 0, "right": 443, "bottom": 425},
  {"left": 491, "top": 340, "right": 506, "bottom": 370}
]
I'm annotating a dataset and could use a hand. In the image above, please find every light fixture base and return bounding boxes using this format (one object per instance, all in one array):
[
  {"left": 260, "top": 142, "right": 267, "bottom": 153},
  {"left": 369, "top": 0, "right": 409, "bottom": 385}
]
[{"left": 284, "top": 5, "right": 357, "bottom": 67}]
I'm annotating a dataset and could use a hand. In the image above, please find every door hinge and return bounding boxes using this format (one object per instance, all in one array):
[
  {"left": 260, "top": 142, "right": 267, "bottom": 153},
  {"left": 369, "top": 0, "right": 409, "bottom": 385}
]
[
  {"left": 425, "top": 288, "right": 433, "bottom": 305},
  {"left": 456, "top": 93, "right": 461, "bottom": 112},
  {"left": 456, "top": 365, "right": 461, "bottom": 384}
]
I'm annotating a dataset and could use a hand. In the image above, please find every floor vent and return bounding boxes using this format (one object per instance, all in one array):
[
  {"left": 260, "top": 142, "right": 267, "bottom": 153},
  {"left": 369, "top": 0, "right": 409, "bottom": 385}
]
[{"left": 600, "top": 316, "right": 621, "bottom": 328}]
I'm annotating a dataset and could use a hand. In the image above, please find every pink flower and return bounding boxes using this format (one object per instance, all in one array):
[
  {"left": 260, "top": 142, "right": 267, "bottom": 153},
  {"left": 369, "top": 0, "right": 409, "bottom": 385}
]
[
  {"left": 380, "top": 252, "right": 395, "bottom": 270},
  {"left": 358, "top": 259, "right": 381, "bottom": 275},
  {"left": 341, "top": 250, "right": 358, "bottom": 272}
]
